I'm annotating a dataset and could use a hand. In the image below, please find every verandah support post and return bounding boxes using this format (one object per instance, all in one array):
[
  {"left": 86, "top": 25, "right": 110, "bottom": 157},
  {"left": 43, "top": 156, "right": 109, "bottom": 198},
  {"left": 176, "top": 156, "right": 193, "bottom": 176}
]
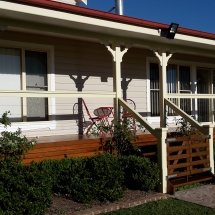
[
  {"left": 102, "top": 42, "right": 130, "bottom": 121},
  {"left": 202, "top": 124, "right": 214, "bottom": 174},
  {"left": 153, "top": 50, "right": 173, "bottom": 127},
  {"left": 155, "top": 127, "right": 168, "bottom": 193}
]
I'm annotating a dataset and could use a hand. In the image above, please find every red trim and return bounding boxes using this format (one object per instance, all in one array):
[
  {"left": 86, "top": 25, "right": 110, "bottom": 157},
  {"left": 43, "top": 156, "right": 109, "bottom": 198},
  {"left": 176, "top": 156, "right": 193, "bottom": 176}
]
[{"left": 8, "top": 0, "right": 215, "bottom": 40}]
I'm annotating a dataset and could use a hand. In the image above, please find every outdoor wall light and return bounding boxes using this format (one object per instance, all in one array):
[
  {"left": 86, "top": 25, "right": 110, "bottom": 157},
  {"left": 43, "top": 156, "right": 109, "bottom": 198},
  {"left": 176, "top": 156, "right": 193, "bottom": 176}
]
[{"left": 159, "top": 23, "right": 179, "bottom": 39}]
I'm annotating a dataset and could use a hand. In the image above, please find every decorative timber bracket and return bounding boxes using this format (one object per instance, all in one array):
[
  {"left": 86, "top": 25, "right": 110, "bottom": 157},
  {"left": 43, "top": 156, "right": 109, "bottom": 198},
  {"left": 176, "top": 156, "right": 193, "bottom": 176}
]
[
  {"left": 101, "top": 41, "right": 132, "bottom": 62},
  {"left": 152, "top": 49, "right": 174, "bottom": 67}
]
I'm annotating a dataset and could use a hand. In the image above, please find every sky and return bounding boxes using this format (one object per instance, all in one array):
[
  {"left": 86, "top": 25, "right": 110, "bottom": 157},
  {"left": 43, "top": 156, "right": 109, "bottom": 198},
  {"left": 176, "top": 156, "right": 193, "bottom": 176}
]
[{"left": 79, "top": 0, "right": 215, "bottom": 34}]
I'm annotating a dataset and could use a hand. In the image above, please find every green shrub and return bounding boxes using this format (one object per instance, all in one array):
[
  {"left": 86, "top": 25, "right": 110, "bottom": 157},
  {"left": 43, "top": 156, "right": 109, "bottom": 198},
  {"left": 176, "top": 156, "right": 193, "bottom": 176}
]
[
  {"left": 48, "top": 154, "right": 125, "bottom": 203},
  {"left": 85, "top": 153, "right": 125, "bottom": 202},
  {"left": 119, "top": 156, "right": 160, "bottom": 191},
  {"left": 0, "top": 153, "right": 160, "bottom": 213},
  {"left": 0, "top": 162, "right": 52, "bottom": 215},
  {"left": 91, "top": 119, "right": 140, "bottom": 156},
  {"left": 0, "top": 111, "right": 35, "bottom": 163},
  {"left": 55, "top": 157, "right": 93, "bottom": 203},
  {"left": 36, "top": 154, "right": 158, "bottom": 203}
]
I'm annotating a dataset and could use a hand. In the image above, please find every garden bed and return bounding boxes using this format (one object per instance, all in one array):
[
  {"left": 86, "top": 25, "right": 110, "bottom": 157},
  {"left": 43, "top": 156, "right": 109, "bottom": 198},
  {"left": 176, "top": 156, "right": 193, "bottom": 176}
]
[{"left": 46, "top": 190, "right": 157, "bottom": 215}]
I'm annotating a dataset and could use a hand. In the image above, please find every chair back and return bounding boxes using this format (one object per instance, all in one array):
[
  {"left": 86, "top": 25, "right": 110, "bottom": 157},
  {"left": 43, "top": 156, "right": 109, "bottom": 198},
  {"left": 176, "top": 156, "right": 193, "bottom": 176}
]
[
  {"left": 125, "top": 98, "right": 136, "bottom": 110},
  {"left": 82, "top": 99, "right": 92, "bottom": 118}
]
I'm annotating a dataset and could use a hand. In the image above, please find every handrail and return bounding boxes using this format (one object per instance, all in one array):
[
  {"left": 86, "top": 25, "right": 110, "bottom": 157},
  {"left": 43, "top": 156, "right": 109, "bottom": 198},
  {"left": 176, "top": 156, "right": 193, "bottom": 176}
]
[
  {"left": 167, "top": 93, "right": 215, "bottom": 99},
  {"left": 118, "top": 98, "right": 159, "bottom": 138},
  {"left": 0, "top": 90, "right": 116, "bottom": 98},
  {"left": 164, "top": 98, "right": 212, "bottom": 135}
]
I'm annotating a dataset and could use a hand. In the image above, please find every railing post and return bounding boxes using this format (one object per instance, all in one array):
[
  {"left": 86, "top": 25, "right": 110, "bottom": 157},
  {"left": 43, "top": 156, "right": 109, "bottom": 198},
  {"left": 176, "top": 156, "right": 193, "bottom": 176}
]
[
  {"left": 155, "top": 127, "right": 168, "bottom": 193},
  {"left": 202, "top": 124, "right": 214, "bottom": 173}
]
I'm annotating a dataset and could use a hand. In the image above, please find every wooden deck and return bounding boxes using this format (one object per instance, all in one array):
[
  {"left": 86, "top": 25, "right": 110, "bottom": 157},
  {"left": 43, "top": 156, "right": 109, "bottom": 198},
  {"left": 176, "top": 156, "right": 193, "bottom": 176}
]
[
  {"left": 23, "top": 129, "right": 215, "bottom": 165},
  {"left": 23, "top": 133, "right": 157, "bottom": 164}
]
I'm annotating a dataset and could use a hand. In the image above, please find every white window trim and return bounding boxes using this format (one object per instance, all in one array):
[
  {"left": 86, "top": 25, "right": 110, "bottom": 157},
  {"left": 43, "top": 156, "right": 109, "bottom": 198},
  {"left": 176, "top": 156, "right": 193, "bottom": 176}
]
[
  {"left": 146, "top": 57, "right": 215, "bottom": 124},
  {"left": 0, "top": 39, "right": 56, "bottom": 131}
]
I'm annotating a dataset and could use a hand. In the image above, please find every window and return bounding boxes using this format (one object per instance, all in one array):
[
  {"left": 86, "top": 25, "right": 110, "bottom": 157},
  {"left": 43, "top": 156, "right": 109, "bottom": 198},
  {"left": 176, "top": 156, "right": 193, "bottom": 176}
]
[
  {"left": 0, "top": 46, "right": 49, "bottom": 122},
  {"left": 149, "top": 63, "right": 191, "bottom": 117},
  {"left": 150, "top": 63, "right": 160, "bottom": 116},
  {"left": 197, "top": 68, "right": 211, "bottom": 122}
]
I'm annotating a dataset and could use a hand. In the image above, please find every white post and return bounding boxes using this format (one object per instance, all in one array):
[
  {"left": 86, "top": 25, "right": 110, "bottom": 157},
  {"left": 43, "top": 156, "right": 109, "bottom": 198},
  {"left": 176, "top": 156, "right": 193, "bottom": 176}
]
[
  {"left": 113, "top": 44, "right": 123, "bottom": 120},
  {"left": 203, "top": 124, "right": 214, "bottom": 173},
  {"left": 155, "top": 127, "right": 168, "bottom": 193},
  {"left": 103, "top": 42, "right": 130, "bottom": 121},
  {"left": 153, "top": 50, "right": 173, "bottom": 127}
]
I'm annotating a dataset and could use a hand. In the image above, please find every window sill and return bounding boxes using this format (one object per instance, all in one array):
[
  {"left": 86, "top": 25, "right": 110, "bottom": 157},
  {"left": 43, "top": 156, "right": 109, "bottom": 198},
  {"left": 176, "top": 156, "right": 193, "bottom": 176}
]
[{"left": 0, "top": 121, "right": 56, "bottom": 132}]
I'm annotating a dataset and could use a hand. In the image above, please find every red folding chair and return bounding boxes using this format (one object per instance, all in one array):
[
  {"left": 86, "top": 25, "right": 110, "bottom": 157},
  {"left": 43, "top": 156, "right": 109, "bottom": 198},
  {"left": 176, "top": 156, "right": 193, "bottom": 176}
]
[
  {"left": 82, "top": 99, "right": 107, "bottom": 135},
  {"left": 121, "top": 98, "right": 136, "bottom": 132}
]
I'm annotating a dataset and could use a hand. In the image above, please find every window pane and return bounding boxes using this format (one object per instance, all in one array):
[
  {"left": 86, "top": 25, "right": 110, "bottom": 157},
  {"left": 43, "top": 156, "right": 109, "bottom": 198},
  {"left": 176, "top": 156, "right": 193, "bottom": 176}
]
[
  {"left": 0, "top": 47, "right": 22, "bottom": 122},
  {"left": 179, "top": 66, "right": 191, "bottom": 114},
  {"left": 150, "top": 63, "right": 159, "bottom": 89},
  {"left": 197, "top": 68, "right": 210, "bottom": 122},
  {"left": 167, "top": 64, "right": 177, "bottom": 116},
  {"left": 26, "top": 51, "right": 48, "bottom": 121},
  {"left": 167, "top": 64, "right": 176, "bottom": 93},
  {"left": 150, "top": 63, "right": 160, "bottom": 116}
]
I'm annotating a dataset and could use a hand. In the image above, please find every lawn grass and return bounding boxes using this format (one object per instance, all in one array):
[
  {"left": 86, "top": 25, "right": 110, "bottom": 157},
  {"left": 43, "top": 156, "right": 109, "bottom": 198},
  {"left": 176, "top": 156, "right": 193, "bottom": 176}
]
[
  {"left": 176, "top": 182, "right": 202, "bottom": 191},
  {"left": 102, "top": 198, "right": 215, "bottom": 215}
]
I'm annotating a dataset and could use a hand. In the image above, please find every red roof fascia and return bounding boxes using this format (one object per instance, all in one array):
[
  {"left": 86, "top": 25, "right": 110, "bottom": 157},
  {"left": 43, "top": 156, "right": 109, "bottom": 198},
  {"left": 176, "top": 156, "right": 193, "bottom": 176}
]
[{"left": 8, "top": 0, "right": 215, "bottom": 40}]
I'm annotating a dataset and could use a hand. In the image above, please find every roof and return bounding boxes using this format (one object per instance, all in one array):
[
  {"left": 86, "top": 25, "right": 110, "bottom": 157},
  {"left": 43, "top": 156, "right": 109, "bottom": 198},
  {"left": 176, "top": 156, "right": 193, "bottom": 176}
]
[{"left": 8, "top": 0, "right": 215, "bottom": 41}]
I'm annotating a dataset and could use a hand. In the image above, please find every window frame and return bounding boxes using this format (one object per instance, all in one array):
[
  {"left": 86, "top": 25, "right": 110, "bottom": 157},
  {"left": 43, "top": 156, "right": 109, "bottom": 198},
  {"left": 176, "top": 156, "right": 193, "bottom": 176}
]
[
  {"left": 146, "top": 57, "right": 215, "bottom": 123},
  {"left": 0, "top": 39, "right": 56, "bottom": 131}
]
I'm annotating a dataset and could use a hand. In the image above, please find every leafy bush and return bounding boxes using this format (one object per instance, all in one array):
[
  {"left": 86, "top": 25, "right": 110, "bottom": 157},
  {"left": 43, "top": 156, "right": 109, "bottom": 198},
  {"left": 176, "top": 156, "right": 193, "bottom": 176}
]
[
  {"left": 35, "top": 154, "right": 159, "bottom": 203},
  {"left": 0, "top": 162, "right": 52, "bottom": 215},
  {"left": 92, "top": 119, "right": 141, "bottom": 156},
  {"left": 119, "top": 156, "right": 160, "bottom": 191},
  {"left": 173, "top": 117, "right": 201, "bottom": 136},
  {"left": 39, "top": 154, "right": 125, "bottom": 203},
  {"left": 0, "top": 111, "right": 35, "bottom": 163},
  {"left": 0, "top": 112, "right": 50, "bottom": 215},
  {"left": 85, "top": 153, "right": 125, "bottom": 202}
]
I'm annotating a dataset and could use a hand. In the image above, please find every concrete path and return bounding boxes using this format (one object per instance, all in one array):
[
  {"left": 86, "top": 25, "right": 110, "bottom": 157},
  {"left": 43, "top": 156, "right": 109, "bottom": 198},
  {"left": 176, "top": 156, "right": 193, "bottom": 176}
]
[{"left": 173, "top": 184, "right": 215, "bottom": 209}]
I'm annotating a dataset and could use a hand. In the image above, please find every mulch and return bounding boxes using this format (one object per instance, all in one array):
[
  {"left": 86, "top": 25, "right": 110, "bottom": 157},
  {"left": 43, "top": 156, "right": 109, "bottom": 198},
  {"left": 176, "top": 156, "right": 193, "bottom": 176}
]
[{"left": 45, "top": 190, "right": 161, "bottom": 215}]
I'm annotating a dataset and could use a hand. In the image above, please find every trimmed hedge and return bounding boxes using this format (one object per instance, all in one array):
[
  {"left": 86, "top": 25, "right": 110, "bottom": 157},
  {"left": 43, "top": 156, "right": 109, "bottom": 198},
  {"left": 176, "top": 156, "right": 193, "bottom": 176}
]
[
  {"left": 0, "top": 162, "right": 52, "bottom": 215},
  {"left": 0, "top": 154, "right": 160, "bottom": 214},
  {"left": 36, "top": 153, "right": 159, "bottom": 203},
  {"left": 119, "top": 156, "right": 160, "bottom": 191}
]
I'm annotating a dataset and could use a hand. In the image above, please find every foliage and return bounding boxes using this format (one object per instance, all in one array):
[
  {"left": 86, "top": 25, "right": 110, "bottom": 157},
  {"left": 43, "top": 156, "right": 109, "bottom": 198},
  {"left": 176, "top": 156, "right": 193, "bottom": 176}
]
[
  {"left": 92, "top": 119, "right": 141, "bottom": 156},
  {"left": 85, "top": 153, "right": 125, "bottom": 202},
  {"left": 172, "top": 116, "right": 201, "bottom": 137},
  {"left": 119, "top": 156, "right": 160, "bottom": 191},
  {"left": 102, "top": 198, "right": 215, "bottom": 215},
  {"left": 32, "top": 154, "right": 158, "bottom": 204},
  {"left": 38, "top": 154, "right": 125, "bottom": 203},
  {"left": 0, "top": 162, "right": 52, "bottom": 215},
  {"left": 0, "top": 111, "right": 35, "bottom": 163},
  {"left": 0, "top": 111, "right": 11, "bottom": 128}
]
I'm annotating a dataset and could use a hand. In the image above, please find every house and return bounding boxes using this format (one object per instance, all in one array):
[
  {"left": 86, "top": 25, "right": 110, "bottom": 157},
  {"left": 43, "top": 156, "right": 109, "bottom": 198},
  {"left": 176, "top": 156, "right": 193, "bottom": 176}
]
[{"left": 0, "top": 0, "right": 215, "bottom": 193}]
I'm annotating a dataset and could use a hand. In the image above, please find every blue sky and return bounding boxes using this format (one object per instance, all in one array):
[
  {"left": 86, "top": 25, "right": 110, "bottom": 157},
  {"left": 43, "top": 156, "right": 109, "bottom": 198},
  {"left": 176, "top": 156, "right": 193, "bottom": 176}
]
[{"left": 80, "top": 0, "right": 215, "bottom": 34}]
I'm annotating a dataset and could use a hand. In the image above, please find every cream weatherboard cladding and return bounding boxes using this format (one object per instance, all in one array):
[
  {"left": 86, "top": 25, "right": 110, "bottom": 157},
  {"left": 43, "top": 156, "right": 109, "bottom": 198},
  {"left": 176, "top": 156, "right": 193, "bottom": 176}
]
[{"left": 0, "top": 31, "right": 149, "bottom": 137}]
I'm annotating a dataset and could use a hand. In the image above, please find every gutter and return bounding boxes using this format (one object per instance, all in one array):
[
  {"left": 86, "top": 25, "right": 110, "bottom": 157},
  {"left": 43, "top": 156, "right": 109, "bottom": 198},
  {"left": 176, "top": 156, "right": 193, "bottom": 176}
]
[{"left": 6, "top": 0, "right": 215, "bottom": 41}]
